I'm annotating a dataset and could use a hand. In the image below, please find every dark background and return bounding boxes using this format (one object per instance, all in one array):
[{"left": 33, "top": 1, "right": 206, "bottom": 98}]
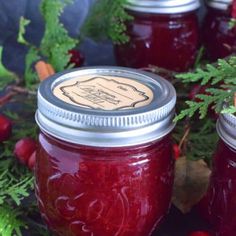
[{"left": 0, "top": 0, "right": 206, "bottom": 77}]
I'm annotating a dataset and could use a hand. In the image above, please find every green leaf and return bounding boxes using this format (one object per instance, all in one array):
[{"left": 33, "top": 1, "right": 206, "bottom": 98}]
[
  {"left": 24, "top": 47, "right": 40, "bottom": 88},
  {"left": 0, "top": 47, "right": 16, "bottom": 88},
  {"left": 17, "top": 17, "right": 31, "bottom": 45},
  {"left": 187, "top": 119, "right": 218, "bottom": 162},
  {"left": 0, "top": 205, "right": 26, "bottom": 236},
  {"left": 175, "top": 56, "right": 236, "bottom": 121},
  {"left": 222, "top": 105, "right": 236, "bottom": 114},
  {"left": 40, "top": 0, "right": 78, "bottom": 71},
  {"left": 82, "top": 0, "right": 133, "bottom": 44},
  {"left": 0, "top": 170, "right": 34, "bottom": 206}
]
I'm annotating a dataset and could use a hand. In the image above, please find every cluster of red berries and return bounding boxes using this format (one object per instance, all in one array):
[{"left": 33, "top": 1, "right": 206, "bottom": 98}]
[{"left": 0, "top": 114, "right": 37, "bottom": 170}]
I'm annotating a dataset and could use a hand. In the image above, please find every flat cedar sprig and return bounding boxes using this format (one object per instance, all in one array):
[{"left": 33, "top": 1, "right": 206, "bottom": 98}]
[
  {"left": 0, "top": 206, "right": 26, "bottom": 236},
  {"left": 19, "top": 0, "right": 78, "bottom": 88},
  {"left": 175, "top": 56, "right": 236, "bottom": 121}
]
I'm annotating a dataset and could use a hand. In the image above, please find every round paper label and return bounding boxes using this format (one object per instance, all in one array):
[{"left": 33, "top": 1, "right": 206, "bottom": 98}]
[{"left": 53, "top": 75, "right": 154, "bottom": 110}]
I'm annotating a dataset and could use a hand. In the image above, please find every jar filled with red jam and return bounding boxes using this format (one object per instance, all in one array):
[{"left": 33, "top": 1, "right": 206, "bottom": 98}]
[
  {"left": 198, "top": 112, "right": 236, "bottom": 236},
  {"left": 35, "top": 67, "right": 176, "bottom": 236},
  {"left": 114, "top": 0, "right": 200, "bottom": 72},
  {"left": 202, "top": 0, "right": 236, "bottom": 61}
]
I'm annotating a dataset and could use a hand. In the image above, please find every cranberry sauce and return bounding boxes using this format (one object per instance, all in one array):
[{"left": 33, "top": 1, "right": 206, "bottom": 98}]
[
  {"left": 202, "top": 7, "right": 236, "bottom": 61},
  {"left": 115, "top": 10, "right": 199, "bottom": 72},
  {"left": 35, "top": 132, "right": 174, "bottom": 236}
]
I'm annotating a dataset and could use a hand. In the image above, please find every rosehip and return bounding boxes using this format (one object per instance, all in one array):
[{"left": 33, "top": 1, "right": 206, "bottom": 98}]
[
  {"left": 173, "top": 144, "right": 181, "bottom": 160},
  {"left": 28, "top": 151, "right": 36, "bottom": 170},
  {"left": 0, "top": 114, "right": 12, "bottom": 142},
  {"left": 188, "top": 230, "right": 212, "bottom": 236},
  {"left": 68, "top": 49, "right": 84, "bottom": 67},
  {"left": 14, "top": 138, "right": 37, "bottom": 165}
]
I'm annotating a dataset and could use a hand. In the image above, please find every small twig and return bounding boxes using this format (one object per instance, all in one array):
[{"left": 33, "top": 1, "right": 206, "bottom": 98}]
[
  {"left": 0, "top": 91, "right": 17, "bottom": 106},
  {"left": 7, "top": 85, "right": 36, "bottom": 96},
  {"left": 179, "top": 124, "right": 191, "bottom": 151}
]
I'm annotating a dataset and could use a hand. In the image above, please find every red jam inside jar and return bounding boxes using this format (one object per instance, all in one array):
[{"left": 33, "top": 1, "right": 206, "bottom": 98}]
[
  {"left": 198, "top": 113, "right": 236, "bottom": 236},
  {"left": 36, "top": 132, "right": 174, "bottom": 236},
  {"left": 114, "top": 0, "right": 200, "bottom": 72},
  {"left": 35, "top": 67, "right": 176, "bottom": 236},
  {"left": 202, "top": 4, "right": 236, "bottom": 61}
]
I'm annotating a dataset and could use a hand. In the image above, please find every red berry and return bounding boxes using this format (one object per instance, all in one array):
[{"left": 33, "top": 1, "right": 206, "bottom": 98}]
[
  {"left": 28, "top": 151, "right": 36, "bottom": 170},
  {"left": 173, "top": 144, "right": 181, "bottom": 160},
  {"left": 0, "top": 114, "right": 12, "bottom": 142},
  {"left": 14, "top": 138, "right": 37, "bottom": 165},
  {"left": 188, "top": 231, "right": 212, "bottom": 236},
  {"left": 68, "top": 49, "right": 84, "bottom": 67}
]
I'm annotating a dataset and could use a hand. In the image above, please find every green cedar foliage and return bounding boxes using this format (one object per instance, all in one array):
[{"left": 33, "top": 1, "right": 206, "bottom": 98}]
[
  {"left": 0, "top": 47, "right": 17, "bottom": 89},
  {"left": 82, "top": 0, "right": 133, "bottom": 44},
  {"left": 0, "top": 105, "right": 37, "bottom": 235},
  {"left": 19, "top": 0, "right": 78, "bottom": 88},
  {"left": 175, "top": 56, "right": 236, "bottom": 121},
  {"left": 0, "top": 206, "right": 26, "bottom": 236}
]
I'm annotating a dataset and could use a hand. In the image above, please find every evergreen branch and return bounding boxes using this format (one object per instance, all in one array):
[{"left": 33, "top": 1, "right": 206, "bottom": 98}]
[
  {"left": 19, "top": 0, "right": 78, "bottom": 88},
  {"left": 176, "top": 57, "right": 236, "bottom": 85},
  {"left": 17, "top": 17, "right": 30, "bottom": 45},
  {"left": 82, "top": 0, "right": 133, "bottom": 44},
  {"left": 24, "top": 47, "right": 40, "bottom": 88},
  {"left": 0, "top": 206, "right": 26, "bottom": 236},
  {"left": 40, "top": 0, "right": 78, "bottom": 71},
  {"left": 0, "top": 170, "right": 33, "bottom": 206},
  {"left": 0, "top": 47, "right": 17, "bottom": 88},
  {"left": 175, "top": 57, "right": 236, "bottom": 121},
  {"left": 187, "top": 119, "right": 218, "bottom": 162}
]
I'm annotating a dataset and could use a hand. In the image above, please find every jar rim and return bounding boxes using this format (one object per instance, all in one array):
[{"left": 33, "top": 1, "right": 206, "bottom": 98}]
[
  {"left": 125, "top": 0, "right": 200, "bottom": 14},
  {"left": 206, "top": 0, "right": 232, "bottom": 10},
  {"left": 217, "top": 112, "right": 236, "bottom": 150},
  {"left": 36, "top": 66, "right": 176, "bottom": 147}
]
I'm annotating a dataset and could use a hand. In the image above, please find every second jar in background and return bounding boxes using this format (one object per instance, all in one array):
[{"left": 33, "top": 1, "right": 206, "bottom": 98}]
[
  {"left": 202, "top": 0, "right": 236, "bottom": 61},
  {"left": 197, "top": 112, "right": 236, "bottom": 236},
  {"left": 114, "top": 0, "right": 200, "bottom": 72}
]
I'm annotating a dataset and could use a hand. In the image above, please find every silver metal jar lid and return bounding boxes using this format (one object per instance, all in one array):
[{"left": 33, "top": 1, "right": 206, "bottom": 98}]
[
  {"left": 206, "top": 0, "right": 232, "bottom": 10},
  {"left": 217, "top": 112, "right": 236, "bottom": 149},
  {"left": 125, "top": 0, "right": 200, "bottom": 14},
  {"left": 36, "top": 66, "right": 176, "bottom": 147}
]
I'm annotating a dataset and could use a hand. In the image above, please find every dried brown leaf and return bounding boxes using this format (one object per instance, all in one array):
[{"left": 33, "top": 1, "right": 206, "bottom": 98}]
[{"left": 172, "top": 156, "right": 211, "bottom": 214}]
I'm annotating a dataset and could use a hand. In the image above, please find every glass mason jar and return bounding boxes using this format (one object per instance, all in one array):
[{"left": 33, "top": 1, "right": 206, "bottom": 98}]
[
  {"left": 35, "top": 67, "right": 176, "bottom": 236},
  {"left": 114, "top": 0, "right": 200, "bottom": 72},
  {"left": 202, "top": 0, "right": 236, "bottom": 61},
  {"left": 198, "top": 112, "right": 236, "bottom": 235}
]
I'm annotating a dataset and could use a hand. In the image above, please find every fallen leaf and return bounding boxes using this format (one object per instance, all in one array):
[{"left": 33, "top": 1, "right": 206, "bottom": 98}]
[{"left": 172, "top": 156, "right": 211, "bottom": 214}]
